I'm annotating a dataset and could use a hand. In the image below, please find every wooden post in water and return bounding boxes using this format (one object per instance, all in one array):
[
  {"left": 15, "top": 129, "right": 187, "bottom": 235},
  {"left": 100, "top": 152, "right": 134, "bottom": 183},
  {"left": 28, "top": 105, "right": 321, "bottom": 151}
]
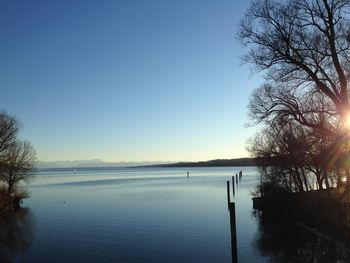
[
  {"left": 232, "top": 176, "right": 235, "bottom": 196},
  {"left": 235, "top": 173, "right": 238, "bottom": 184},
  {"left": 229, "top": 202, "right": 238, "bottom": 263},
  {"left": 187, "top": 171, "right": 189, "bottom": 178},
  {"left": 227, "top": 180, "right": 231, "bottom": 206},
  {"left": 226, "top": 180, "right": 238, "bottom": 262}
]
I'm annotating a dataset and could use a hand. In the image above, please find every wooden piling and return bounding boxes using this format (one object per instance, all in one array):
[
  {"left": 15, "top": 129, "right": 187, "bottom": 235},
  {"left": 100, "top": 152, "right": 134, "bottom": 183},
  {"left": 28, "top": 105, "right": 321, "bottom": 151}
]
[
  {"left": 227, "top": 180, "right": 231, "bottom": 205},
  {"left": 229, "top": 202, "right": 238, "bottom": 263},
  {"left": 236, "top": 173, "right": 238, "bottom": 184},
  {"left": 232, "top": 176, "right": 235, "bottom": 196}
]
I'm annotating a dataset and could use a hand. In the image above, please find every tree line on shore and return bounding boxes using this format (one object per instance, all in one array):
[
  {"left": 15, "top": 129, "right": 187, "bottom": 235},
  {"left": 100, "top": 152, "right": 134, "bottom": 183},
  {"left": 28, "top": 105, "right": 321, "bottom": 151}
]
[
  {"left": 240, "top": 0, "right": 350, "bottom": 194},
  {"left": 151, "top": 158, "right": 255, "bottom": 167},
  {"left": 0, "top": 111, "right": 36, "bottom": 212}
]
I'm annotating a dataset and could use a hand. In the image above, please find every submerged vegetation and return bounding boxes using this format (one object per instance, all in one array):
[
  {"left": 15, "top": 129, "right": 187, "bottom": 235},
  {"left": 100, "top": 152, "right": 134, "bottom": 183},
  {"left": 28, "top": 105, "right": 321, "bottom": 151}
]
[
  {"left": 0, "top": 111, "right": 36, "bottom": 213},
  {"left": 240, "top": 0, "right": 350, "bottom": 195}
]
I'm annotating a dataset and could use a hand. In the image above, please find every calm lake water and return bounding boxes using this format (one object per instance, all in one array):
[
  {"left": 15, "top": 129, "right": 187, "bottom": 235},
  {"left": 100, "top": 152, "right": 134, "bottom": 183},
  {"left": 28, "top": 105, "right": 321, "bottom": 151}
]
[{"left": 2, "top": 167, "right": 349, "bottom": 262}]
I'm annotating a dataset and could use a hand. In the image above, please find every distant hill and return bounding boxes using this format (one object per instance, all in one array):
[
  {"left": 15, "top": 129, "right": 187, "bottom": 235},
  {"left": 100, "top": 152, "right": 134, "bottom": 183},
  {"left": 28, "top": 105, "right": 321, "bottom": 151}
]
[{"left": 149, "top": 158, "right": 256, "bottom": 167}]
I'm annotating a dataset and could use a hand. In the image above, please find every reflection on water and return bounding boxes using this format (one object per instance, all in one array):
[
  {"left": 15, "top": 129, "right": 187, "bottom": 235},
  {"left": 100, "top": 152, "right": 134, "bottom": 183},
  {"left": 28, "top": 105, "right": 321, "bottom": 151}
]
[
  {"left": 253, "top": 210, "right": 350, "bottom": 262},
  {"left": 0, "top": 208, "right": 35, "bottom": 262},
  {"left": 228, "top": 203, "right": 238, "bottom": 263}
]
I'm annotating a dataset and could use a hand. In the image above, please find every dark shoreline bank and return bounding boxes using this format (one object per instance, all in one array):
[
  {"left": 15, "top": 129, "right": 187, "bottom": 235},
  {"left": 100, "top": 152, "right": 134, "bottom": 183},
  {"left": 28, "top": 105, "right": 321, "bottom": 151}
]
[{"left": 140, "top": 157, "right": 256, "bottom": 168}]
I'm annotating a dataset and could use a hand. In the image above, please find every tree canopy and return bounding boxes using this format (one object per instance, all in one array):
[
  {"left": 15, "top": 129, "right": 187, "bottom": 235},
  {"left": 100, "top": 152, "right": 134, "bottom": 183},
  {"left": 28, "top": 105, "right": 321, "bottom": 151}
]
[
  {"left": 240, "top": 0, "right": 350, "bottom": 192},
  {"left": 0, "top": 111, "right": 36, "bottom": 210}
]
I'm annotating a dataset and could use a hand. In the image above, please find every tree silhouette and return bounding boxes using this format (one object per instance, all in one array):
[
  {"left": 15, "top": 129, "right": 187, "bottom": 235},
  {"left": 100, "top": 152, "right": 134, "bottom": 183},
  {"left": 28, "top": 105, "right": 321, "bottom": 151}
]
[
  {"left": 0, "top": 111, "right": 36, "bottom": 209},
  {"left": 240, "top": 0, "right": 350, "bottom": 121},
  {"left": 241, "top": 0, "right": 350, "bottom": 192},
  {"left": 0, "top": 140, "right": 36, "bottom": 203},
  {"left": 0, "top": 111, "right": 20, "bottom": 154}
]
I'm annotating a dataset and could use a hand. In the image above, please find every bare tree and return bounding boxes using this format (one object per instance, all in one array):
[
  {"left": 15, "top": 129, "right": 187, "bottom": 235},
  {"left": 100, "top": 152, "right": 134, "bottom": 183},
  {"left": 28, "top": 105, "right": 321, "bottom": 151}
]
[
  {"left": 0, "top": 111, "right": 36, "bottom": 210},
  {"left": 249, "top": 121, "right": 315, "bottom": 193},
  {"left": 0, "top": 111, "right": 20, "bottom": 154},
  {"left": 241, "top": 0, "right": 350, "bottom": 193},
  {"left": 240, "top": 0, "right": 350, "bottom": 122},
  {"left": 0, "top": 140, "right": 36, "bottom": 202},
  {"left": 248, "top": 84, "right": 340, "bottom": 136}
]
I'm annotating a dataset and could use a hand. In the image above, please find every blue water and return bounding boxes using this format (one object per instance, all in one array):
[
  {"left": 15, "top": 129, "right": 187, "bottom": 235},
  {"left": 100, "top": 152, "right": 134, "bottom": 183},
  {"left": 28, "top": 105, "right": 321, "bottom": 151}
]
[{"left": 5, "top": 167, "right": 267, "bottom": 262}]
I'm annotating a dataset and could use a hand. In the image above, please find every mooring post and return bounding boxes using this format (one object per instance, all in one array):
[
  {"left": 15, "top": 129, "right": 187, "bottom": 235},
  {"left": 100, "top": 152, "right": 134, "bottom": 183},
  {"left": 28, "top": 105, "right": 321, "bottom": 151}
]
[
  {"left": 236, "top": 173, "right": 238, "bottom": 184},
  {"left": 229, "top": 202, "right": 238, "bottom": 263},
  {"left": 227, "top": 180, "right": 231, "bottom": 206},
  {"left": 187, "top": 171, "right": 189, "bottom": 178},
  {"left": 232, "top": 176, "right": 235, "bottom": 196}
]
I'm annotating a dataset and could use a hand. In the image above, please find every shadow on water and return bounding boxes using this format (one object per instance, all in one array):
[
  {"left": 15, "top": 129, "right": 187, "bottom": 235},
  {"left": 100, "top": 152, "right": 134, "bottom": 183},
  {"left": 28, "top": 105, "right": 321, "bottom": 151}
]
[
  {"left": 252, "top": 210, "right": 350, "bottom": 262},
  {"left": 0, "top": 208, "right": 36, "bottom": 262}
]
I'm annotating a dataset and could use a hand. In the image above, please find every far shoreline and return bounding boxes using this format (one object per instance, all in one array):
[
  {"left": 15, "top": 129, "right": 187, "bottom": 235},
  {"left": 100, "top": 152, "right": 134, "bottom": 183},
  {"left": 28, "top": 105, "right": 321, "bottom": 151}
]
[
  {"left": 38, "top": 158, "right": 256, "bottom": 171},
  {"left": 143, "top": 157, "right": 255, "bottom": 168}
]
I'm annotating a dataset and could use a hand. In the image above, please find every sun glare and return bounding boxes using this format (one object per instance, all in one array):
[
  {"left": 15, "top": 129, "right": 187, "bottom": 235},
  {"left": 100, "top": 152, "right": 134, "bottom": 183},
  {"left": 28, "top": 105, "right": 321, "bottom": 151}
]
[{"left": 345, "top": 113, "right": 350, "bottom": 129}]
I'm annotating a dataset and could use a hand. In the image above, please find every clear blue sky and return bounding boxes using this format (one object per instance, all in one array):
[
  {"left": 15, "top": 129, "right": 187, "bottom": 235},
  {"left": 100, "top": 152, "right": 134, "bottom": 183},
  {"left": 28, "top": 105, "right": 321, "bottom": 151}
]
[{"left": 0, "top": 0, "right": 261, "bottom": 162}]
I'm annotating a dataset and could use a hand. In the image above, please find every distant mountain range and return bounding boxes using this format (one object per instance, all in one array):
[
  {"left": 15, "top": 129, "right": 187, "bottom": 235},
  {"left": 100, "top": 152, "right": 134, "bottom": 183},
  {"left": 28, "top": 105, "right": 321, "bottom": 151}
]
[
  {"left": 37, "top": 157, "right": 256, "bottom": 169},
  {"left": 37, "top": 159, "right": 171, "bottom": 169}
]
